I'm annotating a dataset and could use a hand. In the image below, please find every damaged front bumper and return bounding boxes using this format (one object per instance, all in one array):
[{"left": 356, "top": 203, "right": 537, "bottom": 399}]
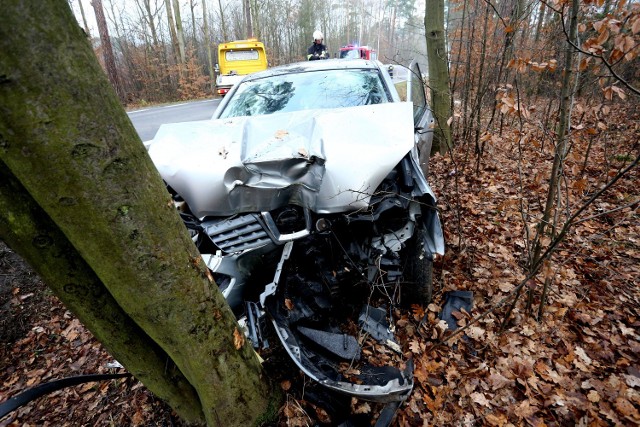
[{"left": 247, "top": 241, "right": 414, "bottom": 403}]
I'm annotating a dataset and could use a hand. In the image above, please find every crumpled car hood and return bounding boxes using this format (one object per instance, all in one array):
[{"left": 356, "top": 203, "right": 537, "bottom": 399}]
[{"left": 148, "top": 102, "right": 415, "bottom": 218}]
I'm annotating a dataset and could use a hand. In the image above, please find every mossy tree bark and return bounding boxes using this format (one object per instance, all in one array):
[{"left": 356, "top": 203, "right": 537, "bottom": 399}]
[
  {"left": 0, "top": 1, "right": 273, "bottom": 426},
  {"left": 425, "top": 0, "right": 453, "bottom": 154},
  {"left": 0, "top": 162, "right": 205, "bottom": 424}
]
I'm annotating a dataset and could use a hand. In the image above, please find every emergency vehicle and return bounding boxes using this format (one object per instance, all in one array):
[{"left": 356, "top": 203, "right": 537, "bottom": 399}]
[
  {"left": 339, "top": 44, "right": 377, "bottom": 60},
  {"left": 215, "top": 39, "right": 268, "bottom": 96}
]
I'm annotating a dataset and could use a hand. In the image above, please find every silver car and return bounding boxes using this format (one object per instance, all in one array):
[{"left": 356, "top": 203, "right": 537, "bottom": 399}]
[{"left": 148, "top": 59, "right": 444, "bottom": 405}]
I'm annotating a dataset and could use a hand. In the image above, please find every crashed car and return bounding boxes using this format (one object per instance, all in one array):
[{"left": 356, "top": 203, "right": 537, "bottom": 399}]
[{"left": 148, "top": 59, "right": 444, "bottom": 405}]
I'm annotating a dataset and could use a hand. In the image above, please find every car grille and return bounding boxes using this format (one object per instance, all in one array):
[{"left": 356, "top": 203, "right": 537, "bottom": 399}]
[
  {"left": 203, "top": 206, "right": 313, "bottom": 254},
  {"left": 204, "top": 214, "right": 272, "bottom": 253}
]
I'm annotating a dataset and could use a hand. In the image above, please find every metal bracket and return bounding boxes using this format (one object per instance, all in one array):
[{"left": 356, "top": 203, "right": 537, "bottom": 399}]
[{"left": 259, "top": 241, "right": 293, "bottom": 307}]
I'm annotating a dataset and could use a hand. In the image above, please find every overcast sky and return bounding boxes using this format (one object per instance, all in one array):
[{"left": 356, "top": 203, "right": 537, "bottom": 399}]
[{"left": 70, "top": 0, "right": 99, "bottom": 35}]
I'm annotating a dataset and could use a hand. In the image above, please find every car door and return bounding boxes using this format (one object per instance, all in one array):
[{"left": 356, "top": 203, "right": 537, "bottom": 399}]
[{"left": 406, "top": 61, "right": 435, "bottom": 174}]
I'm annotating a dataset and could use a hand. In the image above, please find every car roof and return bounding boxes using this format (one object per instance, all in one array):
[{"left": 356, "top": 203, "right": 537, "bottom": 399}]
[{"left": 240, "top": 59, "right": 385, "bottom": 82}]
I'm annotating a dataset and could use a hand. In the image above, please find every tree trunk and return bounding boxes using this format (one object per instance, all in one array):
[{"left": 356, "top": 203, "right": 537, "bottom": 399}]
[
  {"left": 77, "top": 0, "right": 91, "bottom": 37},
  {"left": 448, "top": 0, "right": 467, "bottom": 116},
  {"left": 140, "top": 0, "right": 160, "bottom": 46},
  {"left": 251, "top": 0, "right": 260, "bottom": 40},
  {"left": 472, "top": 3, "right": 491, "bottom": 158},
  {"left": 244, "top": 0, "right": 253, "bottom": 38},
  {"left": 190, "top": 0, "right": 198, "bottom": 47},
  {"left": 218, "top": 0, "right": 228, "bottom": 41},
  {"left": 425, "top": 0, "right": 453, "bottom": 153},
  {"left": 203, "top": 0, "right": 216, "bottom": 93},
  {"left": 165, "top": 0, "right": 180, "bottom": 64},
  {"left": 460, "top": 0, "right": 478, "bottom": 142},
  {"left": 91, "top": 0, "right": 124, "bottom": 102},
  {"left": 530, "top": 0, "right": 580, "bottom": 272},
  {"left": 173, "top": 0, "right": 186, "bottom": 64},
  {"left": 0, "top": 2, "right": 274, "bottom": 426},
  {"left": 534, "top": 2, "right": 546, "bottom": 42},
  {"left": 389, "top": 5, "right": 396, "bottom": 57}
]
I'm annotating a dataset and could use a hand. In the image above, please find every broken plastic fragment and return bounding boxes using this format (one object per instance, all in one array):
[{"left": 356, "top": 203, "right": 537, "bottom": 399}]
[{"left": 297, "top": 326, "right": 360, "bottom": 360}]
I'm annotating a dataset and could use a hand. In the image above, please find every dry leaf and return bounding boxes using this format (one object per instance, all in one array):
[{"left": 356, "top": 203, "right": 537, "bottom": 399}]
[
  {"left": 498, "top": 281, "right": 514, "bottom": 292},
  {"left": 233, "top": 327, "right": 245, "bottom": 350},
  {"left": 485, "top": 413, "right": 509, "bottom": 426},
  {"left": 633, "top": 18, "right": 640, "bottom": 35},
  {"left": 471, "top": 392, "right": 491, "bottom": 407},
  {"left": 488, "top": 371, "right": 513, "bottom": 389},
  {"left": 132, "top": 410, "right": 146, "bottom": 426},
  {"left": 274, "top": 130, "right": 289, "bottom": 139},
  {"left": 353, "top": 402, "right": 371, "bottom": 414},
  {"left": 614, "top": 397, "right": 640, "bottom": 419},
  {"left": 466, "top": 326, "right": 485, "bottom": 340},
  {"left": 280, "top": 380, "right": 291, "bottom": 391},
  {"left": 575, "top": 346, "right": 592, "bottom": 365},
  {"left": 618, "top": 322, "right": 636, "bottom": 337},
  {"left": 623, "top": 374, "right": 640, "bottom": 388}
]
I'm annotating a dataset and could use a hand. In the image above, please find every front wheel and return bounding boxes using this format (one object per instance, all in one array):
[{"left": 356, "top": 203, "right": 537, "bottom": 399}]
[{"left": 402, "top": 229, "right": 434, "bottom": 306}]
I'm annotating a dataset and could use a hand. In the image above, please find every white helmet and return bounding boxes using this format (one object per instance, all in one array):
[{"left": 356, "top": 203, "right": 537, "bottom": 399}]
[{"left": 313, "top": 30, "right": 323, "bottom": 41}]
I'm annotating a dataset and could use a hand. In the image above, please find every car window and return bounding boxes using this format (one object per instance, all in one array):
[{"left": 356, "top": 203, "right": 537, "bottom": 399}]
[
  {"left": 225, "top": 50, "right": 259, "bottom": 61},
  {"left": 219, "top": 69, "right": 390, "bottom": 118}
]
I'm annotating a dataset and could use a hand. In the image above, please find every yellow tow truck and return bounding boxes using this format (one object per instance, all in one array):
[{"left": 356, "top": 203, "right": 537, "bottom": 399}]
[{"left": 215, "top": 38, "right": 268, "bottom": 96}]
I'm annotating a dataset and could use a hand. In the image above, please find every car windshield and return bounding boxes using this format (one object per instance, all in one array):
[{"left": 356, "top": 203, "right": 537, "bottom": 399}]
[{"left": 218, "top": 68, "right": 390, "bottom": 118}]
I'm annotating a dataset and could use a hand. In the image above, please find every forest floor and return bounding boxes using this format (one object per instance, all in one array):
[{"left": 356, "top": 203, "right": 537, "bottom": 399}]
[{"left": 0, "top": 103, "right": 638, "bottom": 426}]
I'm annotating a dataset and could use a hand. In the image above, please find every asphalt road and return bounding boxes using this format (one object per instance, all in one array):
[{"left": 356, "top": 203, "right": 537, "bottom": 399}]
[{"left": 128, "top": 99, "right": 221, "bottom": 142}]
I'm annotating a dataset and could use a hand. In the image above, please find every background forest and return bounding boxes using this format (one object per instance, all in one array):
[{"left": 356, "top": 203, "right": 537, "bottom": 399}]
[
  {"left": 71, "top": 0, "right": 429, "bottom": 104},
  {"left": 1, "top": 0, "right": 638, "bottom": 425}
]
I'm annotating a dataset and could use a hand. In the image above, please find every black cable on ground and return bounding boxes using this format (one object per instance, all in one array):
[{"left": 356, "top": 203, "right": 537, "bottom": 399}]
[{"left": 0, "top": 372, "right": 132, "bottom": 419}]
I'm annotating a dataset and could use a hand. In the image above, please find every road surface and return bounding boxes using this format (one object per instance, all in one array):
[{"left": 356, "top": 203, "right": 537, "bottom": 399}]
[{"left": 128, "top": 99, "right": 220, "bottom": 142}]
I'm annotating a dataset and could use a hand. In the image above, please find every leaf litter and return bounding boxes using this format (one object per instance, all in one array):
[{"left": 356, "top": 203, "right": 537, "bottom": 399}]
[{"left": 0, "top": 103, "right": 639, "bottom": 426}]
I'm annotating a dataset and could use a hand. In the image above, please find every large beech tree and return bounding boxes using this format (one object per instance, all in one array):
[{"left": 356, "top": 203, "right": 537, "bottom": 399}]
[{"left": 0, "top": 1, "right": 274, "bottom": 425}]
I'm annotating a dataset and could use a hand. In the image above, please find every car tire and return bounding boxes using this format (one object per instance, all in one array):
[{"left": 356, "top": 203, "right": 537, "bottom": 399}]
[{"left": 402, "top": 229, "right": 434, "bottom": 306}]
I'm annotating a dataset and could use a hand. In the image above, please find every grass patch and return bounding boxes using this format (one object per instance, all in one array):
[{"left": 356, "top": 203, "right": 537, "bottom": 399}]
[{"left": 395, "top": 81, "right": 407, "bottom": 101}]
